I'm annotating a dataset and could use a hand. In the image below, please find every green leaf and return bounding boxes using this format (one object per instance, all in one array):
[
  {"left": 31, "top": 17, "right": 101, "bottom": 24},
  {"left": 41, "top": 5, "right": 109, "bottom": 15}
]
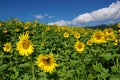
[
  {"left": 92, "top": 63, "right": 109, "bottom": 73},
  {"left": 92, "top": 63, "right": 101, "bottom": 72},
  {"left": 99, "top": 72, "right": 110, "bottom": 79},
  {"left": 18, "top": 62, "right": 30, "bottom": 68},
  {"left": 0, "top": 64, "right": 7, "bottom": 74},
  {"left": 101, "top": 53, "right": 113, "bottom": 61},
  {"left": 110, "top": 75, "right": 120, "bottom": 80},
  {"left": 88, "top": 74, "right": 95, "bottom": 79},
  {"left": 10, "top": 74, "right": 16, "bottom": 80},
  {"left": 84, "top": 54, "right": 92, "bottom": 64},
  {"left": 111, "top": 66, "right": 118, "bottom": 73}
]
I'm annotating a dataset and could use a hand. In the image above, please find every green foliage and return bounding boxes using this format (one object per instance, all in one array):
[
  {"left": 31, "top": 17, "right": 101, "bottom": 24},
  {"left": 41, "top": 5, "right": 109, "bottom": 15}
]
[{"left": 0, "top": 19, "right": 120, "bottom": 80}]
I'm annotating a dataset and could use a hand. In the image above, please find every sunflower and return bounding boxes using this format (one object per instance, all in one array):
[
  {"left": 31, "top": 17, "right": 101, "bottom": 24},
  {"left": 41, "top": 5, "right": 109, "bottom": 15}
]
[
  {"left": 31, "top": 30, "right": 36, "bottom": 34},
  {"left": 105, "top": 28, "right": 113, "bottom": 36},
  {"left": 16, "top": 34, "right": 34, "bottom": 56},
  {"left": 0, "top": 22, "right": 2, "bottom": 27},
  {"left": 113, "top": 39, "right": 120, "bottom": 46},
  {"left": 74, "top": 32, "right": 80, "bottom": 39},
  {"left": 45, "top": 27, "right": 51, "bottom": 31},
  {"left": 87, "top": 39, "right": 93, "bottom": 46},
  {"left": 92, "top": 30, "right": 106, "bottom": 44},
  {"left": 15, "top": 28, "right": 19, "bottom": 32},
  {"left": 13, "top": 18, "right": 18, "bottom": 21},
  {"left": 36, "top": 54, "right": 57, "bottom": 74},
  {"left": 3, "top": 42, "right": 12, "bottom": 53},
  {"left": 74, "top": 41, "right": 85, "bottom": 53},
  {"left": 26, "top": 22, "right": 31, "bottom": 25},
  {"left": 25, "top": 31, "right": 30, "bottom": 35},
  {"left": 63, "top": 32, "right": 69, "bottom": 38},
  {"left": 16, "top": 21, "right": 23, "bottom": 26},
  {"left": 33, "top": 24, "right": 37, "bottom": 28},
  {"left": 23, "top": 24, "right": 29, "bottom": 29},
  {"left": 3, "top": 28, "right": 7, "bottom": 33},
  {"left": 118, "top": 22, "right": 120, "bottom": 28}
]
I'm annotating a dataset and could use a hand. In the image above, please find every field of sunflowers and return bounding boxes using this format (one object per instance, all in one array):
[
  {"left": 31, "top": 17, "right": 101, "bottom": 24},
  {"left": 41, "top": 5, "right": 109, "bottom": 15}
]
[{"left": 0, "top": 18, "right": 120, "bottom": 80}]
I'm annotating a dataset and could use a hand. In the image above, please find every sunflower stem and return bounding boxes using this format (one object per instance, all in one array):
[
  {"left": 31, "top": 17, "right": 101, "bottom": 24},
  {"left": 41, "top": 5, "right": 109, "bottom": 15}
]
[
  {"left": 31, "top": 57, "right": 35, "bottom": 79},
  {"left": 116, "top": 57, "right": 119, "bottom": 68}
]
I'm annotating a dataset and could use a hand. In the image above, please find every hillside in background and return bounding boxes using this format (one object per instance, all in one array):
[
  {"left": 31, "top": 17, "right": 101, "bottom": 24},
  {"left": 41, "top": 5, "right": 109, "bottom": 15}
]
[{"left": 86, "top": 22, "right": 119, "bottom": 30}]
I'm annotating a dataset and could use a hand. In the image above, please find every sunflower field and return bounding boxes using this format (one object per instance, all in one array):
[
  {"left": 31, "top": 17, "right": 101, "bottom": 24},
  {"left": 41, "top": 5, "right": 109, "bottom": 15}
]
[{"left": 0, "top": 18, "right": 120, "bottom": 80}]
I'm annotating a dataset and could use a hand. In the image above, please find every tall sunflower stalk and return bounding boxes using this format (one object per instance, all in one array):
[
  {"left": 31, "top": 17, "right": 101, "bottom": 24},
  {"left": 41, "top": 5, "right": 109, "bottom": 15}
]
[{"left": 31, "top": 56, "right": 35, "bottom": 79}]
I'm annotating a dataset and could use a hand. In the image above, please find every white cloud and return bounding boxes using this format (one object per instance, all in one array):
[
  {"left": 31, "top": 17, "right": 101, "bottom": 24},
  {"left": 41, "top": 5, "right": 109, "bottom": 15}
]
[
  {"left": 35, "top": 14, "right": 44, "bottom": 19},
  {"left": 35, "top": 14, "right": 54, "bottom": 19},
  {"left": 48, "top": 1, "right": 120, "bottom": 26},
  {"left": 45, "top": 14, "right": 54, "bottom": 18},
  {"left": 48, "top": 20, "right": 71, "bottom": 26}
]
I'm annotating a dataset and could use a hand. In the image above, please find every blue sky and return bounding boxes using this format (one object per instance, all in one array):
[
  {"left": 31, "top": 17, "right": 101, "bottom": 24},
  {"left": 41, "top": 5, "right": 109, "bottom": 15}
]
[{"left": 0, "top": 0, "right": 120, "bottom": 26}]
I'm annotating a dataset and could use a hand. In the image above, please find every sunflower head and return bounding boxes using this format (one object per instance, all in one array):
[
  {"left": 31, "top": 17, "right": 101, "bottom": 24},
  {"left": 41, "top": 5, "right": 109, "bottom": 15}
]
[
  {"left": 74, "top": 32, "right": 80, "bottom": 39},
  {"left": 33, "top": 24, "right": 37, "bottom": 28},
  {"left": 25, "top": 31, "right": 30, "bottom": 35},
  {"left": 45, "top": 27, "right": 51, "bottom": 31},
  {"left": 36, "top": 54, "right": 57, "bottom": 74},
  {"left": 74, "top": 41, "right": 85, "bottom": 53},
  {"left": 92, "top": 31, "right": 106, "bottom": 44},
  {"left": 3, "top": 29, "right": 7, "bottom": 33},
  {"left": 113, "top": 39, "right": 120, "bottom": 46},
  {"left": 15, "top": 28, "right": 19, "bottom": 32},
  {"left": 118, "top": 22, "right": 120, "bottom": 28},
  {"left": 16, "top": 34, "right": 34, "bottom": 56},
  {"left": 87, "top": 39, "right": 93, "bottom": 46},
  {"left": 63, "top": 32, "right": 69, "bottom": 38},
  {"left": 0, "top": 22, "right": 2, "bottom": 27},
  {"left": 13, "top": 18, "right": 18, "bottom": 21},
  {"left": 16, "top": 22, "right": 23, "bottom": 26},
  {"left": 23, "top": 24, "right": 29, "bottom": 29},
  {"left": 3, "top": 42, "right": 12, "bottom": 53},
  {"left": 105, "top": 28, "right": 113, "bottom": 36}
]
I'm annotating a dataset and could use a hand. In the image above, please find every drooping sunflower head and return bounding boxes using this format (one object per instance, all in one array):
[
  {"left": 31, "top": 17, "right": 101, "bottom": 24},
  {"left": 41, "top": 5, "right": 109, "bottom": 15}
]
[
  {"left": 63, "top": 32, "right": 69, "bottom": 38},
  {"left": 74, "top": 41, "right": 85, "bottom": 53},
  {"left": 16, "top": 34, "right": 34, "bottom": 56},
  {"left": 3, "top": 42, "right": 12, "bottom": 53},
  {"left": 87, "top": 39, "right": 93, "bottom": 46},
  {"left": 36, "top": 54, "right": 57, "bottom": 74}
]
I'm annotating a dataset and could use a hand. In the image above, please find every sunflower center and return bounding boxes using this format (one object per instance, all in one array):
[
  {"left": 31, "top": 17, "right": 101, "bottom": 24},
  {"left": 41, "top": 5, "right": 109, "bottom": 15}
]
[
  {"left": 43, "top": 58, "right": 51, "bottom": 65},
  {"left": 6, "top": 45, "right": 10, "bottom": 49},
  {"left": 108, "top": 29, "right": 112, "bottom": 33},
  {"left": 22, "top": 40, "right": 29, "bottom": 49},
  {"left": 77, "top": 44, "right": 82, "bottom": 49},
  {"left": 95, "top": 34, "right": 101, "bottom": 40}
]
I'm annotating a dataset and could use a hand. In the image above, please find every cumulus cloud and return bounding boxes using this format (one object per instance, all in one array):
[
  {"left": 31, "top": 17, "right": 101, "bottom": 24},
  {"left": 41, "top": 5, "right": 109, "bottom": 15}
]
[
  {"left": 35, "top": 14, "right": 44, "bottom": 19},
  {"left": 35, "top": 14, "right": 54, "bottom": 19},
  {"left": 48, "top": 1, "right": 120, "bottom": 26},
  {"left": 45, "top": 14, "right": 54, "bottom": 18},
  {"left": 48, "top": 20, "right": 72, "bottom": 25}
]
